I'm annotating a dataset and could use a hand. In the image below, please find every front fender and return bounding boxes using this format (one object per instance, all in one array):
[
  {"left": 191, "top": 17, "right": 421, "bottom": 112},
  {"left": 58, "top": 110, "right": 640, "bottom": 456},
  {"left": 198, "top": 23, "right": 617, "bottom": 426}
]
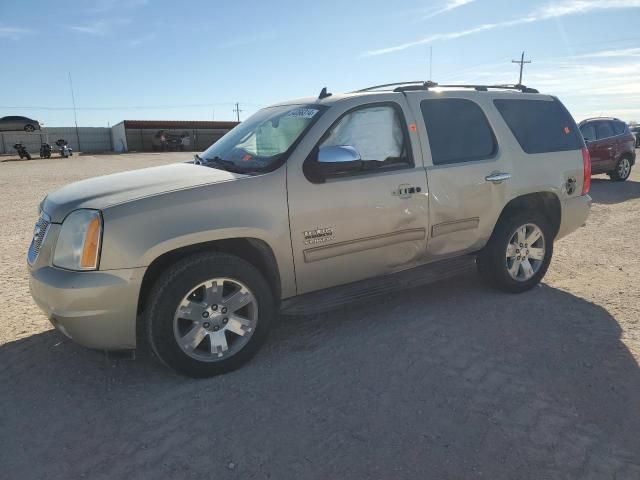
[{"left": 99, "top": 169, "right": 296, "bottom": 297}]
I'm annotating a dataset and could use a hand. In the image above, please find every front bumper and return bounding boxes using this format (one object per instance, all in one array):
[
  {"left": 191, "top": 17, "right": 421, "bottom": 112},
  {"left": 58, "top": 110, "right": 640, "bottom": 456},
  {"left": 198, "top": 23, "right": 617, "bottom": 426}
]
[
  {"left": 29, "top": 265, "right": 145, "bottom": 350},
  {"left": 556, "top": 194, "right": 592, "bottom": 240}
]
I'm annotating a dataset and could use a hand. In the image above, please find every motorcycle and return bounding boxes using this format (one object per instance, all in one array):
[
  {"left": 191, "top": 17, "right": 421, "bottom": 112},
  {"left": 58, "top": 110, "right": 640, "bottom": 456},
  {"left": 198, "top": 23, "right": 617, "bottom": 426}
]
[
  {"left": 39, "top": 143, "right": 52, "bottom": 159},
  {"left": 55, "top": 139, "right": 73, "bottom": 158},
  {"left": 13, "top": 143, "right": 32, "bottom": 160}
]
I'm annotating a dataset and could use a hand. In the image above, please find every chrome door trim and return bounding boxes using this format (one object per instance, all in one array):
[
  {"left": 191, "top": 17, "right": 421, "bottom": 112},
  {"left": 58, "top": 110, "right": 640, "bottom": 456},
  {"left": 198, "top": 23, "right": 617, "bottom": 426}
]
[{"left": 303, "top": 228, "right": 426, "bottom": 263}]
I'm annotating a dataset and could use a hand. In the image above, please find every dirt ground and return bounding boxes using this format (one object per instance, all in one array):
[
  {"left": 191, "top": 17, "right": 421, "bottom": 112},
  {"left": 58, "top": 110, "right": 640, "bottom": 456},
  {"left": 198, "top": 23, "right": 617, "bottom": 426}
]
[{"left": 1, "top": 152, "right": 639, "bottom": 479}]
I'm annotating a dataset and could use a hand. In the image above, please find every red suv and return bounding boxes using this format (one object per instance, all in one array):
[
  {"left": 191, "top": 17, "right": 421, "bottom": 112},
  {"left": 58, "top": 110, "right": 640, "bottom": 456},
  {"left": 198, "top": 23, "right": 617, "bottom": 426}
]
[{"left": 579, "top": 117, "right": 636, "bottom": 181}]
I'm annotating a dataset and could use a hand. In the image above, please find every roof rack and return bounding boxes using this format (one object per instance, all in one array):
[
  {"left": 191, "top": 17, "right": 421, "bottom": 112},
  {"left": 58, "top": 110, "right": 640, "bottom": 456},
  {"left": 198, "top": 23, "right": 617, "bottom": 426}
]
[
  {"left": 352, "top": 81, "right": 539, "bottom": 94},
  {"left": 352, "top": 81, "right": 435, "bottom": 93}
]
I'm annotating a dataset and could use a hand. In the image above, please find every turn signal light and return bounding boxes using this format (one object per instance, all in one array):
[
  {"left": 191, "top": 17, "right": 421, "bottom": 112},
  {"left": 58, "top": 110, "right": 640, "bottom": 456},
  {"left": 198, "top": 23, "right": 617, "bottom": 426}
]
[{"left": 80, "top": 215, "right": 101, "bottom": 269}]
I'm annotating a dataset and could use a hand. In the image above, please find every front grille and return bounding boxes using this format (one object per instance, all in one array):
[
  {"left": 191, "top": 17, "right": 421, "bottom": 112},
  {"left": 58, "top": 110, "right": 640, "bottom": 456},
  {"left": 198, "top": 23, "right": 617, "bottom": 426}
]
[{"left": 27, "top": 212, "right": 50, "bottom": 265}]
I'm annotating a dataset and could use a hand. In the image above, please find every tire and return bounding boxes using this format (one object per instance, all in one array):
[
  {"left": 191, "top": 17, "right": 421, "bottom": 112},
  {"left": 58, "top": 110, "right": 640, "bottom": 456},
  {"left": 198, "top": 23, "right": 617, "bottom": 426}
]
[
  {"left": 25, "top": 152, "right": 31, "bottom": 160},
  {"left": 145, "top": 252, "right": 276, "bottom": 378},
  {"left": 609, "top": 156, "right": 632, "bottom": 181},
  {"left": 24, "top": 124, "right": 35, "bottom": 132},
  {"left": 477, "top": 211, "right": 553, "bottom": 293}
]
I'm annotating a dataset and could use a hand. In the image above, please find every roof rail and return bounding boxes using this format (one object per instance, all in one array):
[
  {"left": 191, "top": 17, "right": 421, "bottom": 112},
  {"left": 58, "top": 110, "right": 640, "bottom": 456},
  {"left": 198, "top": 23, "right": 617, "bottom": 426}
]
[
  {"left": 394, "top": 83, "right": 539, "bottom": 94},
  {"left": 352, "top": 81, "right": 539, "bottom": 94},
  {"left": 352, "top": 81, "right": 434, "bottom": 93}
]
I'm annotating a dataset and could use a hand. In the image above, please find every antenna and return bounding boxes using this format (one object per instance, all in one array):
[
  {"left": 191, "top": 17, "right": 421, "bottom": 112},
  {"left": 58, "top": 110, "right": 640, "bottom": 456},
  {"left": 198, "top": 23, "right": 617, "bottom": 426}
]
[
  {"left": 429, "top": 46, "right": 433, "bottom": 81},
  {"left": 318, "top": 87, "right": 332, "bottom": 99}
]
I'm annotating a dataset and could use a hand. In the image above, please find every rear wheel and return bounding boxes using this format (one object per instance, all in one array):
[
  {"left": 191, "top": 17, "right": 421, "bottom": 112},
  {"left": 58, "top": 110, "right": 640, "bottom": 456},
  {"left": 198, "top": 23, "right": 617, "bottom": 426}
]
[
  {"left": 609, "top": 156, "right": 632, "bottom": 181},
  {"left": 477, "top": 211, "right": 553, "bottom": 293},
  {"left": 145, "top": 252, "right": 275, "bottom": 377}
]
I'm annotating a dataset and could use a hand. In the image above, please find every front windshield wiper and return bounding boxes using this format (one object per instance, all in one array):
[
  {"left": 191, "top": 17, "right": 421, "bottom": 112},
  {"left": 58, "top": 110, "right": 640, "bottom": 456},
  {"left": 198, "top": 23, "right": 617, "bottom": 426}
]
[{"left": 201, "top": 155, "right": 253, "bottom": 174}]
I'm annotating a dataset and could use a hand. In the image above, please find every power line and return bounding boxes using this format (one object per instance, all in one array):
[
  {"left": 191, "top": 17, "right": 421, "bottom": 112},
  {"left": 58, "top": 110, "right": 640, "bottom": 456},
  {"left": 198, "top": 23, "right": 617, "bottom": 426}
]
[
  {"left": 512, "top": 51, "right": 532, "bottom": 85},
  {"left": 0, "top": 102, "right": 266, "bottom": 111}
]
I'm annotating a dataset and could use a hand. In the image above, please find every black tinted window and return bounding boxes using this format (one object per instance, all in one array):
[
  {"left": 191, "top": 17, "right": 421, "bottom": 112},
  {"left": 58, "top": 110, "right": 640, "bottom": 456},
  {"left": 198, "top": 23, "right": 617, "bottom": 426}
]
[
  {"left": 580, "top": 123, "right": 596, "bottom": 141},
  {"left": 596, "top": 121, "right": 614, "bottom": 140},
  {"left": 493, "top": 99, "right": 582, "bottom": 154},
  {"left": 612, "top": 121, "right": 627, "bottom": 136},
  {"left": 421, "top": 98, "right": 496, "bottom": 165}
]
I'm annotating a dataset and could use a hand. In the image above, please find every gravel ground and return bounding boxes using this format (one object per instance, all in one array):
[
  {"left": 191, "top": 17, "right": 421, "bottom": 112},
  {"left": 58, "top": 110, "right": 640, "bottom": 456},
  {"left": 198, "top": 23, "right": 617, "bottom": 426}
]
[{"left": 1, "top": 152, "right": 639, "bottom": 479}]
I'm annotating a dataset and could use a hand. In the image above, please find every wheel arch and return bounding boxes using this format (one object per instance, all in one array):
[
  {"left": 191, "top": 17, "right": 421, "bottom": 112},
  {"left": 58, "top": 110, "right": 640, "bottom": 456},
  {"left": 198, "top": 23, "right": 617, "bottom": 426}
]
[
  {"left": 137, "top": 237, "right": 281, "bottom": 318},
  {"left": 492, "top": 192, "right": 562, "bottom": 241}
]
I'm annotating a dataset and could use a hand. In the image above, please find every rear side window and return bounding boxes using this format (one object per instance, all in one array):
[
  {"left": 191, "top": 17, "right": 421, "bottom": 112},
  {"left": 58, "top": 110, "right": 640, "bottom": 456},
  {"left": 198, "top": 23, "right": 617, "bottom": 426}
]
[
  {"left": 493, "top": 99, "right": 582, "bottom": 154},
  {"left": 421, "top": 98, "right": 497, "bottom": 165},
  {"left": 596, "top": 121, "right": 614, "bottom": 140},
  {"left": 612, "top": 121, "right": 627, "bottom": 136}
]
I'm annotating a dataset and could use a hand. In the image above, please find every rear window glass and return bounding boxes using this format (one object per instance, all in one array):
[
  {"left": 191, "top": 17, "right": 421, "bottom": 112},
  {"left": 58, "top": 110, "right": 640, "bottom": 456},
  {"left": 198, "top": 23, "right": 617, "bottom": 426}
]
[
  {"left": 493, "top": 99, "right": 582, "bottom": 154},
  {"left": 421, "top": 98, "right": 497, "bottom": 165}
]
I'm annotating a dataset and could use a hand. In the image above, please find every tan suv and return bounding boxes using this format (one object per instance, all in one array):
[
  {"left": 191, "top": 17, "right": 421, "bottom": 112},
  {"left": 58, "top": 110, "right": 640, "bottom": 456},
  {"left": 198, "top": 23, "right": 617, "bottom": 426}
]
[{"left": 27, "top": 82, "right": 592, "bottom": 377}]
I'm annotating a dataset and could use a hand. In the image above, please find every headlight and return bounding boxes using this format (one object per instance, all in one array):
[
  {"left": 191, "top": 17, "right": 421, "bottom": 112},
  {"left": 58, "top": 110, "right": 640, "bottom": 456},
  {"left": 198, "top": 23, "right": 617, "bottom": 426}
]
[{"left": 53, "top": 209, "right": 102, "bottom": 271}]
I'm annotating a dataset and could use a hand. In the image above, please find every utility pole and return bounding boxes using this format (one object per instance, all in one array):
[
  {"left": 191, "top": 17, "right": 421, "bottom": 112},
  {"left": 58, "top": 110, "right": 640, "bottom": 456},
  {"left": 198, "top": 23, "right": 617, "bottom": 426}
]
[
  {"left": 233, "top": 102, "right": 243, "bottom": 122},
  {"left": 68, "top": 72, "right": 81, "bottom": 151},
  {"left": 429, "top": 46, "right": 433, "bottom": 81},
  {"left": 511, "top": 51, "right": 531, "bottom": 85}
]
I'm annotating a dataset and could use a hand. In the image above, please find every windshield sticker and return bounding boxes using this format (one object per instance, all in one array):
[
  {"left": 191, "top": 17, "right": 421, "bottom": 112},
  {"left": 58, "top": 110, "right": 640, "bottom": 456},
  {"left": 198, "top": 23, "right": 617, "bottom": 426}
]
[{"left": 286, "top": 108, "right": 319, "bottom": 119}]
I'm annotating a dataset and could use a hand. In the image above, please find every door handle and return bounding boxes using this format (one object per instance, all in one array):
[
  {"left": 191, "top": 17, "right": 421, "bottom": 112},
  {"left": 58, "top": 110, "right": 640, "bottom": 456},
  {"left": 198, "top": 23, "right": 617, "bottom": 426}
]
[
  {"left": 485, "top": 172, "right": 512, "bottom": 184},
  {"left": 392, "top": 184, "right": 422, "bottom": 198}
]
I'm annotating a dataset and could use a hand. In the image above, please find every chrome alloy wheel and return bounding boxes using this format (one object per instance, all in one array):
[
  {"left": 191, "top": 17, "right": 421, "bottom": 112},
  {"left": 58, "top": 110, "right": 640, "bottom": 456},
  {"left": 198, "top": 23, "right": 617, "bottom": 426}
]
[
  {"left": 173, "top": 278, "right": 258, "bottom": 361},
  {"left": 505, "top": 223, "right": 546, "bottom": 282},
  {"left": 618, "top": 157, "right": 631, "bottom": 179}
]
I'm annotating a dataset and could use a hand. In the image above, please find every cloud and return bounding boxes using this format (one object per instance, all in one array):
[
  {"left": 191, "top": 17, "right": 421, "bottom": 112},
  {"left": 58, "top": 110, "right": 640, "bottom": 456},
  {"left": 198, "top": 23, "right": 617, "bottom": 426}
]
[
  {"left": 419, "top": 0, "right": 476, "bottom": 20},
  {"left": 89, "top": 0, "right": 149, "bottom": 13},
  {"left": 220, "top": 32, "right": 278, "bottom": 49},
  {"left": 434, "top": 48, "right": 640, "bottom": 121},
  {"left": 0, "top": 25, "right": 32, "bottom": 39},
  {"left": 68, "top": 18, "right": 131, "bottom": 36},
  {"left": 363, "top": 0, "right": 640, "bottom": 56},
  {"left": 128, "top": 33, "right": 156, "bottom": 47},
  {"left": 572, "top": 47, "right": 640, "bottom": 59}
]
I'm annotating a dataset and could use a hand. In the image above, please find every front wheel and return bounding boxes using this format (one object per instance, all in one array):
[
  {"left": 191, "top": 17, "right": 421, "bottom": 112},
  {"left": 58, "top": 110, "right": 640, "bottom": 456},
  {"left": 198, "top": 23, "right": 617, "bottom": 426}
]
[
  {"left": 145, "top": 252, "right": 276, "bottom": 377},
  {"left": 609, "top": 157, "right": 632, "bottom": 181},
  {"left": 477, "top": 211, "right": 553, "bottom": 293},
  {"left": 24, "top": 124, "right": 35, "bottom": 132}
]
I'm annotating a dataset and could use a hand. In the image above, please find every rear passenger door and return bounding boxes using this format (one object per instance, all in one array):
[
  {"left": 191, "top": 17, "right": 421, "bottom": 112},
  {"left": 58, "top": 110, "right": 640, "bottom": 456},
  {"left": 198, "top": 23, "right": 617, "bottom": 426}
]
[
  {"left": 405, "top": 93, "right": 511, "bottom": 257},
  {"left": 594, "top": 121, "right": 617, "bottom": 170}
]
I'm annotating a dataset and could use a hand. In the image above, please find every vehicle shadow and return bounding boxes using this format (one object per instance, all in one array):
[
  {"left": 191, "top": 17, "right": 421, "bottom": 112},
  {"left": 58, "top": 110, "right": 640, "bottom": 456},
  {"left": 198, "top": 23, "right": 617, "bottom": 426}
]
[
  {"left": 1, "top": 275, "right": 640, "bottom": 479},
  {"left": 589, "top": 176, "right": 640, "bottom": 205}
]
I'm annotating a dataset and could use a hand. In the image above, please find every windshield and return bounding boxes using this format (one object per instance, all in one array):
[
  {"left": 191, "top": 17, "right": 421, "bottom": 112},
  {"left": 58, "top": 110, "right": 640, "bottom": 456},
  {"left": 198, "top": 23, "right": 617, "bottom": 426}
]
[{"left": 199, "top": 104, "right": 324, "bottom": 173}]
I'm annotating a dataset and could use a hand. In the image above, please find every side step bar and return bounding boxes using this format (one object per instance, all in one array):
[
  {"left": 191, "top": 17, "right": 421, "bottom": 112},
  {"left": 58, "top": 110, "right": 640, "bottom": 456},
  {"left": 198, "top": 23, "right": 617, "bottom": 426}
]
[{"left": 280, "top": 255, "right": 477, "bottom": 315}]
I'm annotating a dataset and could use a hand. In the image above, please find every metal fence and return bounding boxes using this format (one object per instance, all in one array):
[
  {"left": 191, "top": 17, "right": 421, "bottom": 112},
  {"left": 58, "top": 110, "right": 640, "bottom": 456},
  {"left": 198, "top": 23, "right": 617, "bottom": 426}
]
[
  {"left": 0, "top": 127, "right": 112, "bottom": 154},
  {"left": 124, "top": 128, "right": 229, "bottom": 152}
]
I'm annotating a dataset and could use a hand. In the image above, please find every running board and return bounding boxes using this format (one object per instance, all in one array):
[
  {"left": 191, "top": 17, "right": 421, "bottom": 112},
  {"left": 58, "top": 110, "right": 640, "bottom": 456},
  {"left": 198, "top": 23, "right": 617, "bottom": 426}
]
[{"left": 280, "top": 255, "right": 477, "bottom": 315}]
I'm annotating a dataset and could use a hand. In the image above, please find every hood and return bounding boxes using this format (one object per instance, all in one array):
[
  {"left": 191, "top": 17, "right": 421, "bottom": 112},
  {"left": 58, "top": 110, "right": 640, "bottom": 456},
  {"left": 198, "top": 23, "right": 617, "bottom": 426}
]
[{"left": 43, "top": 163, "right": 245, "bottom": 223}]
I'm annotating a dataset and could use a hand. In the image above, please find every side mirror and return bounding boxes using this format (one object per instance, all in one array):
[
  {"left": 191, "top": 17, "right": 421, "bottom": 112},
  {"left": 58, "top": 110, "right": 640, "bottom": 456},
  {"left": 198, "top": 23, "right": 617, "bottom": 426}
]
[
  {"left": 317, "top": 145, "right": 362, "bottom": 176},
  {"left": 318, "top": 145, "right": 361, "bottom": 164},
  {"left": 304, "top": 145, "right": 363, "bottom": 184}
]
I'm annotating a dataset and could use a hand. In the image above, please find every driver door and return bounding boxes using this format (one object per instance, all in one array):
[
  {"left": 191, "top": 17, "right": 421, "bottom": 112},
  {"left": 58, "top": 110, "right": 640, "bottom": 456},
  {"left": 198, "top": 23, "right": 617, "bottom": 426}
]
[{"left": 286, "top": 98, "right": 429, "bottom": 295}]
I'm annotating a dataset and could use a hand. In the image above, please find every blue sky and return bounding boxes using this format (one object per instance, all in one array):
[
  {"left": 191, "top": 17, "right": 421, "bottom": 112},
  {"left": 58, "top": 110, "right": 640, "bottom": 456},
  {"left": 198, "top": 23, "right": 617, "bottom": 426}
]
[{"left": 1, "top": 0, "right": 639, "bottom": 126}]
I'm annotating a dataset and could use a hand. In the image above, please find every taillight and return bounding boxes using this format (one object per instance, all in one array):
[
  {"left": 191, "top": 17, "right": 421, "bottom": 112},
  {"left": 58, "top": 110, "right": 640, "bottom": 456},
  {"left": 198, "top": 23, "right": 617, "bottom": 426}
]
[{"left": 582, "top": 147, "right": 591, "bottom": 195}]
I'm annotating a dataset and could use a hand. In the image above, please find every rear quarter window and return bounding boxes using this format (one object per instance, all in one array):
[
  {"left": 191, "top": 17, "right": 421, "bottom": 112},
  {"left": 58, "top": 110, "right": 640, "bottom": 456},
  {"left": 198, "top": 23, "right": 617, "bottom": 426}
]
[
  {"left": 420, "top": 98, "right": 497, "bottom": 165},
  {"left": 493, "top": 99, "right": 582, "bottom": 154},
  {"left": 612, "top": 121, "right": 627, "bottom": 136}
]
